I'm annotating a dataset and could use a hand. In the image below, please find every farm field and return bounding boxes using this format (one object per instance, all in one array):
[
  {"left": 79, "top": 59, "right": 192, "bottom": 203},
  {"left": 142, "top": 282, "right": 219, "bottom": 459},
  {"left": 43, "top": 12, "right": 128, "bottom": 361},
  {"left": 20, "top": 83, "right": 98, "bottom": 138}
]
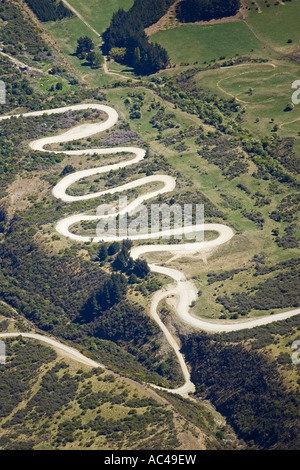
[
  {"left": 63, "top": 0, "right": 134, "bottom": 35},
  {"left": 151, "top": 21, "right": 266, "bottom": 66},
  {"left": 148, "top": 0, "right": 300, "bottom": 151},
  {"left": 244, "top": 0, "right": 300, "bottom": 54},
  {"left": 149, "top": 0, "right": 300, "bottom": 67}
]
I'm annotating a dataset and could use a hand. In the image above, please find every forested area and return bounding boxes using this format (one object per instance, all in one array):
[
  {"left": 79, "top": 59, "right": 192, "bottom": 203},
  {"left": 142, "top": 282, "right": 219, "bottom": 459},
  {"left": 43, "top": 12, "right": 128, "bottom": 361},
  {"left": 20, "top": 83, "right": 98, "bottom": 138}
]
[
  {"left": 0, "top": 220, "right": 105, "bottom": 330},
  {"left": 79, "top": 298, "right": 184, "bottom": 384},
  {"left": 24, "top": 0, "right": 73, "bottom": 22},
  {"left": 177, "top": 0, "right": 241, "bottom": 22},
  {"left": 181, "top": 333, "right": 300, "bottom": 449},
  {"left": 83, "top": 300, "right": 156, "bottom": 346},
  {"left": 102, "top": 0, "right": 173, "bottom": 74},
  {"left": 128, "top": 0, "right": 177, "bottom": 28}
]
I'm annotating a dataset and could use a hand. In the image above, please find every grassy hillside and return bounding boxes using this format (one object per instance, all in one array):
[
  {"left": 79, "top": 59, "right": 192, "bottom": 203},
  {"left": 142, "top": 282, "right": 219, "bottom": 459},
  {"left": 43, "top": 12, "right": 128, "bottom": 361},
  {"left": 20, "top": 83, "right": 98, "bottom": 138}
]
[
  {"left": 245, "top": 0, "right": 300, "bottom": 54},
  {"left": 151, "top": 0, "right": 300, "bottom": 58},
  {"left": 65, "top": 0, "right": 134, "bottom": 34},
  {"left": 150, "top": 0, "right": 300, "bottom": 152},
  {"left": 151, "top": 21, "right": 265, "bottom": 65},
  {"left": 0, "top": 0, "right": 299, "bottom": 452},
  {"left": 0, "top": 336, "right": 239, "bottom": 450},
  {"left": 44, "top": 0, "right": 133, "bottom": 86},
  {"left": 44, "top": 16, "right": 105, "bottom": 86},
  {"left": 193, "top": 60, "right": 300, "bottom": 149}
]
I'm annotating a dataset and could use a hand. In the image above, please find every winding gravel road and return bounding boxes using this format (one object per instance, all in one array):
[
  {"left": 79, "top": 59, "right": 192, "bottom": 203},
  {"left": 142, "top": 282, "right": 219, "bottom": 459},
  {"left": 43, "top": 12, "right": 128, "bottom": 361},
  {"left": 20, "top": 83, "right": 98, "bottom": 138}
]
[
  {"left": 0, "top": 332, "right": 103, "bottom": 369},
  {"left": 1, "top": 103, "right": 299, "bottom": 398}
]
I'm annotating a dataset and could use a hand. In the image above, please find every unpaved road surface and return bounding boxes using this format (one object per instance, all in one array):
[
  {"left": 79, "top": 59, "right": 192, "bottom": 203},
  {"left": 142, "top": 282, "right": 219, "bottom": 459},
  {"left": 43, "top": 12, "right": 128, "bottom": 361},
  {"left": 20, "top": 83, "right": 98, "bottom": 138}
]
[
  {"left": 0, "top": 332, "right": 103, "bottom": 368},
  {"left": 1, "top": 103, "right": 299, "bottom": 398}
]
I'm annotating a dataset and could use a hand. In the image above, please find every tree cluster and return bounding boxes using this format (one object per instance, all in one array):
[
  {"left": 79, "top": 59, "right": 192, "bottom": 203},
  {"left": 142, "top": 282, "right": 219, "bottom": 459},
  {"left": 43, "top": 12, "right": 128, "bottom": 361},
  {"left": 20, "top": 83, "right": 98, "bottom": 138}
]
[
  {"left": 130, "top": 0, "right": 177, "bottom": 28},
  {"left": 275, "top": 224, "right": 299, "bottom": 250},
  {"left": 177, "top": 0, "right": 241, "bottom": 23},
  {"left": 112, "top": 241, "right": 150, "bottom": 279},
  {"left": 80, "top": 273, "right": 128, "bottom": 323},
  {"left": 103, "top": 1, "right": 172, "bottom": 74},
  {"left": 182, "top": 333, "right": 300, "bottom": 449},
  {"left": 25, "top": 0, "right": 73, "bottom": 22},
  {"left": 98, "top": 240, "right": 150, "bottom": 280},
  {"left": 76, "top": 37, "right": 103, "bottom": 68}
]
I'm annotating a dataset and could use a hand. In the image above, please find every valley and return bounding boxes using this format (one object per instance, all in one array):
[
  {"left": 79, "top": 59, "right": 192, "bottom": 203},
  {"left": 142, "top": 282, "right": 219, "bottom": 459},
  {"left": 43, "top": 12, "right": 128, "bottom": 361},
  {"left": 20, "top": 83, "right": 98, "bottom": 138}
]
[{"left": 0, "top": 0, "right": 299, "bottom": 451}]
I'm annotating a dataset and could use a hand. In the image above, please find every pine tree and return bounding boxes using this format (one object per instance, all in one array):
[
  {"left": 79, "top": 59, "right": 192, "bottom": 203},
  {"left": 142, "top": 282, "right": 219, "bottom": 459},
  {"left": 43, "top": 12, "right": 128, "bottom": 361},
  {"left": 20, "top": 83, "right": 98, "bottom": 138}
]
[
  {"left": 108, "top": 241, "right": 120, "bottom": 256},
  {"left": 102, "top": 1, "right": 171, "bottom": 74},
  {"left": 113, "top": 247, "right": 130, "bottom": 272},
  {"left": 25, "top": 0, "right": 73, "bottom": 22},
  {"left": 98, "top": 244, "right": 108, "bottom": 262},
  {"left": 133, "top": 259, "right": 150, "bottom": 279},
  {"left": 133, "top": 47, "right": 141, "bottom": 69},
  {"left": 177, "top": 0, "right": 241, "bottom": 22}
]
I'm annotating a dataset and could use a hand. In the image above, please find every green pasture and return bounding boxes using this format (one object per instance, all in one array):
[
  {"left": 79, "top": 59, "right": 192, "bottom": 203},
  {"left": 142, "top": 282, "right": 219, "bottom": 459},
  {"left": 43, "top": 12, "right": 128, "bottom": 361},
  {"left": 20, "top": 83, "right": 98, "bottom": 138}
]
[
  {"left": 151, "top": 21, "right": 266, "bottom": 65},
  {"left": 45, "top": 17, "right": 111, "bottom": 87},
  {"left": 245, "top": 0, "right": 300, "bottom": 53},
  {"left": 44, "top": 0, "right": 133, "bottom": 86},
  {"left": 65, "top": 0, "right": 133, "bottom": 35}
]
